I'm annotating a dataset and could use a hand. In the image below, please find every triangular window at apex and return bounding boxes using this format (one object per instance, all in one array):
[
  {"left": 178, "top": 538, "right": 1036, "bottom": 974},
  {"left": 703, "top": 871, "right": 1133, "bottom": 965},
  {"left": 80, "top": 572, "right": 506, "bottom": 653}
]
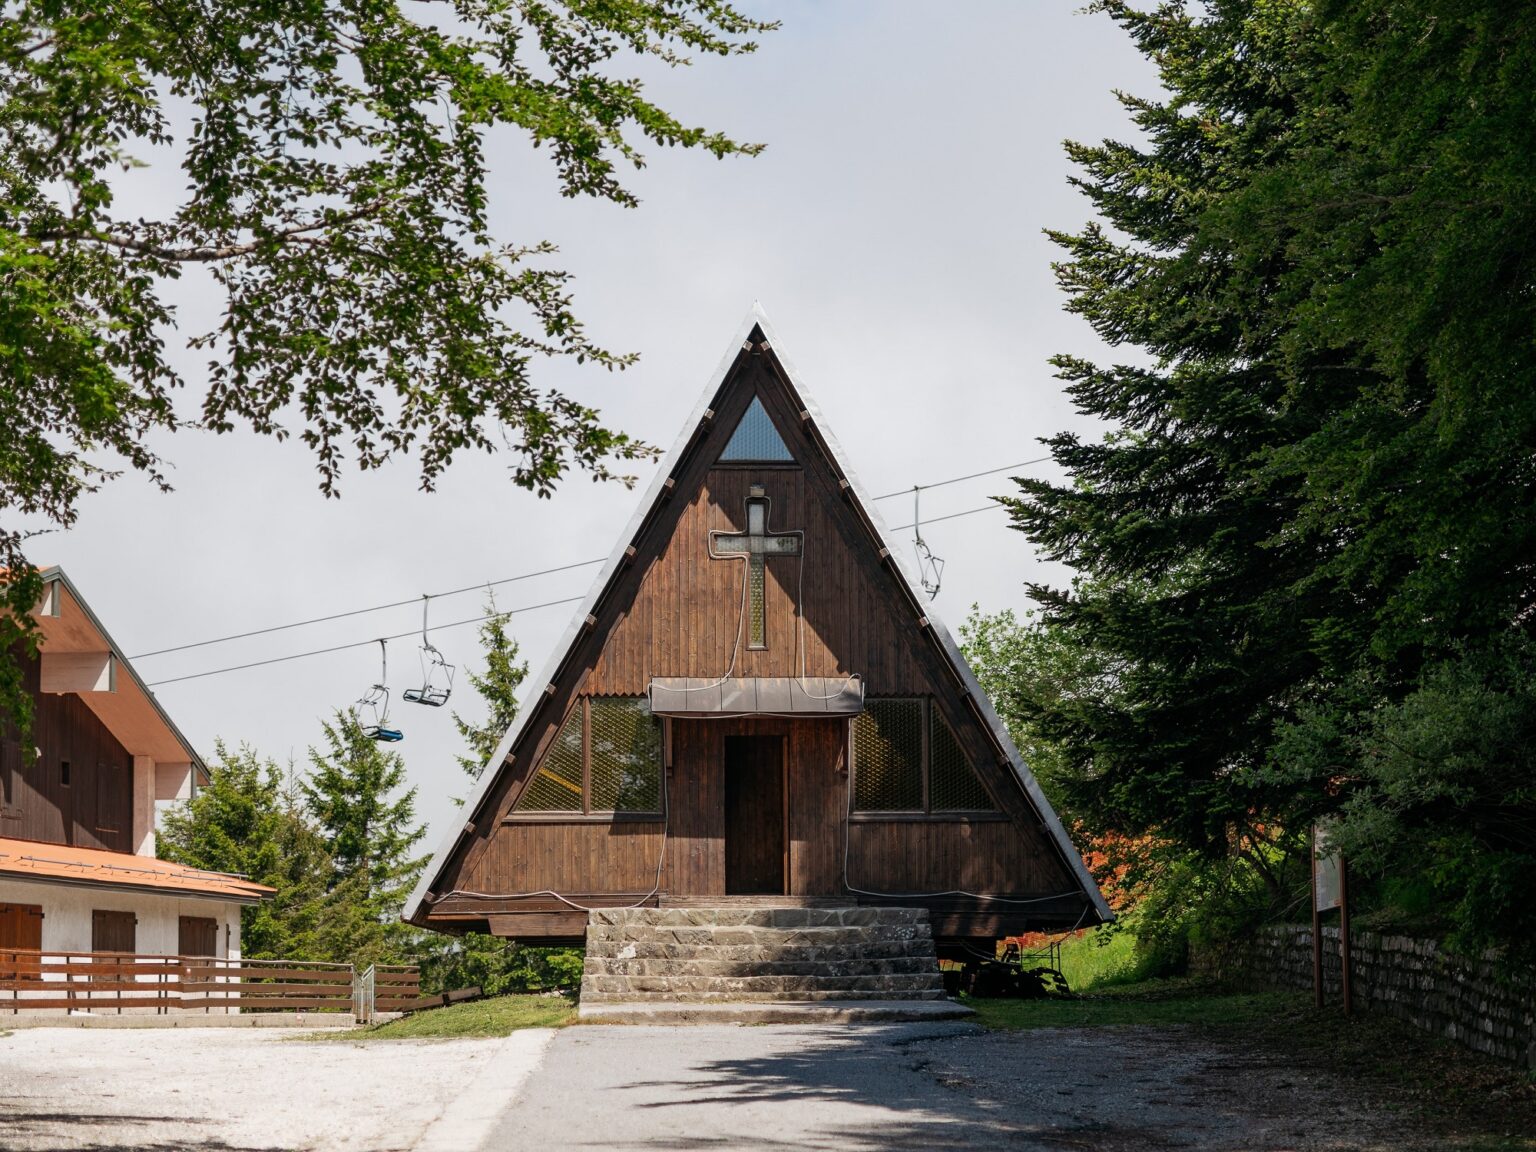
[{"left": 719, "top": 396, "right": 794, "bottom": 462}]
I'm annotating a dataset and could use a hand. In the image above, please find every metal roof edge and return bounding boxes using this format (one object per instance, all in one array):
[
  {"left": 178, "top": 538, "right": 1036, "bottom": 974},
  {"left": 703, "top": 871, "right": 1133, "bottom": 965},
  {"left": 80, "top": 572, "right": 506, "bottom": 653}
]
[
  {"left": 0, "top": 868, "right": 269, "bottom": 904},
  {"left": 35, "top": 567, "right": 210, "bottom": 786}
]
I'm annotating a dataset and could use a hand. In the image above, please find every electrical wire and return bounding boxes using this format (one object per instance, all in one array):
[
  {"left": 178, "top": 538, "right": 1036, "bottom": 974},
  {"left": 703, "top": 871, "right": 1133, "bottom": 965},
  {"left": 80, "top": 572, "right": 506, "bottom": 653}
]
[
  {"left": 143, "top": 595, "right": 585, "bottom": 687},
  {"left": 134, "top": 459, "right": 1043, "bottom": 662},
  {"left": 869, "top": 456, "right": 1051, "bottom": 502},
  {"left": 131, "top": 558, "right": 605, "bottom": 659},
  {"left": 885, "top": 503, "right": 1007, "bottom": 533},
  {"left": 139, "top": 471, "right": 1031, "bottom": 686}
]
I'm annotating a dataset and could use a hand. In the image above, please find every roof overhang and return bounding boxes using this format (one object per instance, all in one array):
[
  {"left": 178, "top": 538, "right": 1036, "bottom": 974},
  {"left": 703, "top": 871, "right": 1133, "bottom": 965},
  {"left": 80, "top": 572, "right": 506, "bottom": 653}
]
[
  {"left": 0, "top": 837, "right": 273, "bottom": 904},
  {"left": 29, "top": 568, "right": 207, "bottom": 783},
  {"left": 648, "top": 676, "right": 864, "bottom": 717}
]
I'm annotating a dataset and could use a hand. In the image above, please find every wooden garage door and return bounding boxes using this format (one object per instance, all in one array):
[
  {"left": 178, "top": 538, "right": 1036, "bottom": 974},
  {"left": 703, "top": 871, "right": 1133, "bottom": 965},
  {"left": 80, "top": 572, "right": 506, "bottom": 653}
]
[
  {"left": 0, "top": 902, "right": 43, "bottom": 951},
  {"left": 178, "top": 916, "right": 218, "bottom": 957},
  {"left": 91, "top": 909, "right": 136, "bottom": 953}
]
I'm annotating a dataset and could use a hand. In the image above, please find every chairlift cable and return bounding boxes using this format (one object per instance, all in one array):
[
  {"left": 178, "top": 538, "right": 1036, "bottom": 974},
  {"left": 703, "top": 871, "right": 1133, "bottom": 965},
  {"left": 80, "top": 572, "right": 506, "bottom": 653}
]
[
  {"left": 144, "top": 595, "right": 586, "bottom": 687},
  {"left": 133, "top": 457, "right": 1051, "bottom": 662}
]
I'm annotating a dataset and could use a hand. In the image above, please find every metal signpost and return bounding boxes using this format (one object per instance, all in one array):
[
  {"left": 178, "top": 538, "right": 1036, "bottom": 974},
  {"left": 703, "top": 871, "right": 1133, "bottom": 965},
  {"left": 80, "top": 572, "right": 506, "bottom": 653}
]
[{"left": 1312, "top": 820, "right": 1352, "bottom": 1014}]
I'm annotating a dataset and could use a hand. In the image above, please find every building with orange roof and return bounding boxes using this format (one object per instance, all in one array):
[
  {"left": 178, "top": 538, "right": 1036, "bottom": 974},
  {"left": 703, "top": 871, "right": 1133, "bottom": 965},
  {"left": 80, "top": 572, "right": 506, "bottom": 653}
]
[{"left": 1, "top": 568, "right": 272, "bottom": 963}]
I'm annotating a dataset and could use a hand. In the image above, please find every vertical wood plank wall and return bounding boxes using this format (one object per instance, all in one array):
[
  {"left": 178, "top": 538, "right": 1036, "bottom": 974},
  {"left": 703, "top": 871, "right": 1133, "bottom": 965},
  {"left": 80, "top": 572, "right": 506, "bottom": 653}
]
[{"left": 0, "top": 645, "right": 133, "bottom": 852}]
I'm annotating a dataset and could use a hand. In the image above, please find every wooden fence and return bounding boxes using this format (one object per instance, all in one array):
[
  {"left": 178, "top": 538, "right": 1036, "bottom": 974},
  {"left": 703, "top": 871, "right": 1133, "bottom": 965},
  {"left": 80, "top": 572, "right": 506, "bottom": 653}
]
[{"left": 0, "top": 948, "right": 427, "bottom": 1016}]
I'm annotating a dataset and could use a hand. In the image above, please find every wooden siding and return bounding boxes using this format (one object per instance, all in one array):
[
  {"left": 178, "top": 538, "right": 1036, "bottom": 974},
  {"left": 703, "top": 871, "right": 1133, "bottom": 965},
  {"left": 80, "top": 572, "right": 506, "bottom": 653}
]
[
  {"left": 846, "top": 820, "right": 1075, "bottom": 897},
  {"left": 585, "top": 467, "right": 929, "bottom": 694},
  {"left": 0, "top": 644, "right": 134, "bottom": 852},
  {"left": 460, "top": 820, "right": 664, "bottom": 897}
]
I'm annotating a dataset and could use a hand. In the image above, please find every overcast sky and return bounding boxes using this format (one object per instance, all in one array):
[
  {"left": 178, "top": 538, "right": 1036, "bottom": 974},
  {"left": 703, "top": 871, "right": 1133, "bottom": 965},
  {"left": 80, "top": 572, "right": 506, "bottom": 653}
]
[{"left": 38, "top": 2, "right": 1159, "bottom": 846}]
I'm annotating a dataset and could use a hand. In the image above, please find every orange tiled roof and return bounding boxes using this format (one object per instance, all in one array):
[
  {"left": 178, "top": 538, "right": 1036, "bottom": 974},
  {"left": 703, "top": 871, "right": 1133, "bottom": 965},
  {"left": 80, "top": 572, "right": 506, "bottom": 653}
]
[{"left": 0, "top": 838, "right": 273, "bottom": 903}]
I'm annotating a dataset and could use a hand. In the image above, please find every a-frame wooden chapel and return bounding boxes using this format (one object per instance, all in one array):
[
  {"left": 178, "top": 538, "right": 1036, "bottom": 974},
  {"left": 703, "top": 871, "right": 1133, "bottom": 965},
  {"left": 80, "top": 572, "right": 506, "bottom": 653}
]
[{"left": 406, "top": 309, "right": 1110, "bottom": 964}]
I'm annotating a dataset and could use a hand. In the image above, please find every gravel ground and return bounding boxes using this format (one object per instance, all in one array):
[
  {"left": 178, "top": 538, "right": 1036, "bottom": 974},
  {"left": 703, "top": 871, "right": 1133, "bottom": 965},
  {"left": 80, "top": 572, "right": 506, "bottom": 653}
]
[
  {"left": 487, "top": 1022, "right": 1428, "bottom": 1151},
  {"left": 0, "top": 1019, "right": 1447, "bottom": 1151},
  {"left": 0, "top": 1027, "right": 549, "bottom": 1152}
]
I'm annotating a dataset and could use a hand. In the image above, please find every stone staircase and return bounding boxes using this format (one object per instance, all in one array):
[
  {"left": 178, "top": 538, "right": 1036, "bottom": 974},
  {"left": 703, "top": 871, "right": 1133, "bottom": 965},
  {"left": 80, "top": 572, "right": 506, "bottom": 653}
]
[{"left": 578, "top": 905, "right": 968, "bottom": 1021}]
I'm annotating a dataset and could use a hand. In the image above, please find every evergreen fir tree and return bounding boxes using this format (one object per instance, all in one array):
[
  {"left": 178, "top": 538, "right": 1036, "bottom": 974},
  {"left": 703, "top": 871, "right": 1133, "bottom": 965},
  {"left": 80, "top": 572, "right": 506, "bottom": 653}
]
[
  {"left": 451, "top": 594, "right": 529, "bottom": 789},
  {"left": 303, "top": 712, "right": 428, "bottom": 964},
  {"left": 159, "top": 742, "right": 331, "bottom": 960},
  {"left": 1010, "top": 0, "right": 1536, "bottom": 961}
]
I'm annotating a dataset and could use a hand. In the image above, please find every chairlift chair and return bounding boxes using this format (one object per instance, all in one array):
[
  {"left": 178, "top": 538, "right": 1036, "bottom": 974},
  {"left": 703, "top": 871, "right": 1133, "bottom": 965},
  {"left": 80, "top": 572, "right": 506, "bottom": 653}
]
[
  {"left": 911, "top": 486, "right": 945, "bottom": 600},
  {"left": 403, "top": 595, "right": 455, "bottom": 707},
  {"left": 358, "top": 639, "right": 405, "bottom": 742}
]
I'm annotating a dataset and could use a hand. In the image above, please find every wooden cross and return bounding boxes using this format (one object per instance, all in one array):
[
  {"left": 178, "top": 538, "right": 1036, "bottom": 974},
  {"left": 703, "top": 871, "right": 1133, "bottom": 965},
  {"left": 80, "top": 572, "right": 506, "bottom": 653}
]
[{"left": 710, "top": 485, "right": 801, "bottom": 650}]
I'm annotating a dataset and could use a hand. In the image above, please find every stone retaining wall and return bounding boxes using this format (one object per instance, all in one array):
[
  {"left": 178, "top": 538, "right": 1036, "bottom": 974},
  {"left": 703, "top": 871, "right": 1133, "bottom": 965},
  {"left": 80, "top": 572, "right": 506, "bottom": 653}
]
[{"left": 1194, "top": 924, "right": 1536, "bottom": 1070}]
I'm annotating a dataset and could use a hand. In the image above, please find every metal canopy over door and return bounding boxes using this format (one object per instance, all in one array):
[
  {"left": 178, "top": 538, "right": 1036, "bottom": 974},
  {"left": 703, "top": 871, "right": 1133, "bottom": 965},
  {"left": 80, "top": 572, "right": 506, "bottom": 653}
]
[{"left": 724, "top": 735, "right": 785, "bottom": 895}]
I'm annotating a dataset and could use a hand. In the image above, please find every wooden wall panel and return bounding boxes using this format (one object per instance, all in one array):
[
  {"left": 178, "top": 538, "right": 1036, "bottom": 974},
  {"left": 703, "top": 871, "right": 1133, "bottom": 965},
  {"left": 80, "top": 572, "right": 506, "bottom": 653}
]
[
  {"left": 846, "top": 820, "right": 1075, "bottom": 897},
  {"left": 585, "top": 463, "right": 930, "bottom": 695},
  {"left": 1, "top": 643, "right": 132, "bottom": 852},
  {"left": 459, "top": 821, "right": 664, "bottom": 896},
  {"left": 787, "top": 719, "right": 846, "bottom": 895}
]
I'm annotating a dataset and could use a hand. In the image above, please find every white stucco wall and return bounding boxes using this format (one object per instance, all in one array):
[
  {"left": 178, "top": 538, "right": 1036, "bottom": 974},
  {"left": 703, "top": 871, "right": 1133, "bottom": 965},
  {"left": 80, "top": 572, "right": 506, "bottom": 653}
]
[{"left": 0, "top": 877, "right": 243, "bottom": 959}]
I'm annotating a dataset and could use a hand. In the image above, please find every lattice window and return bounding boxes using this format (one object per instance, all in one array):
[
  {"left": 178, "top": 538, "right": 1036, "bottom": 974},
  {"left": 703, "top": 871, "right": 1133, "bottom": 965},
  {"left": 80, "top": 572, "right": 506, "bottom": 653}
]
[
  {"left": 853, "top": 699, "right": 924, "bottom": 811},
  {"left": 719, "top": 396, "right": 794, "bottom": 462},
  {"left": 929, "top": 710, "right": 995, "bottom": 812},
  {"left": 853, "top": 698, "right": 997, "bottom": 814},
  {"left": 515, "top": 705, "right": 584, "bottom": 812},
  {"left": 589, "top": 697, "right": 662, "bottom": 813}
]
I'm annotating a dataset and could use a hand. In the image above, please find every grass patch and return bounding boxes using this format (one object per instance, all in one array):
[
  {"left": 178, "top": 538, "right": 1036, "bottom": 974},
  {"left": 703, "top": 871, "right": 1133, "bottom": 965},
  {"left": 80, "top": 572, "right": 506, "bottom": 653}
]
[
  {"left": 969, "top": 978, "right": 1536, "bottom": 1151},
  {"left": 1054, "top": 928, "right": 1142, "bottom": 991},
  {"left": 303, "top": 992, "right": 575, "bottom": 1040},
  {"left": 967, "top": 977, "right": 1291, "bottom": 1030}
]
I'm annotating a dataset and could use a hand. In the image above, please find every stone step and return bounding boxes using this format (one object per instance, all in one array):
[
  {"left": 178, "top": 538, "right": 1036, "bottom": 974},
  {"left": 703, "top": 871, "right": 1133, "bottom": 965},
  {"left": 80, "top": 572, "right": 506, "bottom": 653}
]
[
  {"left": 579, "top": 988, "right": 952, "bottom": 1004},
  {"left": 589, "top": 907, "right": 929, "bottom": 930},
  {"left": 584, "top": 940, "right": 936, "bottom": 964},
  {"left": 577, "top": 999, "right": 974, "bottom": 1024},
  {"left": 585, "top": 956, "right": 941, "bottom": 978},
  {"left": 587, "top": 925, "right": 932, "bottom": 951},
  {"left": 579, "top": 904, "right": 953, "bottom": 1011},
  {"left": 580, "top": 973, "right": 946, "bottom": 997}
]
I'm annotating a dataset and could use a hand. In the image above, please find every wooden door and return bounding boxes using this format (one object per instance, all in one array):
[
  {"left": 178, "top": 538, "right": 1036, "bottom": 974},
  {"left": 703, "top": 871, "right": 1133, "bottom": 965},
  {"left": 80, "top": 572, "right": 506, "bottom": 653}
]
[
  {"left": 724, "top": 735, "right": 785, "bottom": 895},
  {"left": 178, "top": 916, "right": 219, "bottom": 957},
  {"left": 91, "top": 909, "right": 136, "bottom": 954}
]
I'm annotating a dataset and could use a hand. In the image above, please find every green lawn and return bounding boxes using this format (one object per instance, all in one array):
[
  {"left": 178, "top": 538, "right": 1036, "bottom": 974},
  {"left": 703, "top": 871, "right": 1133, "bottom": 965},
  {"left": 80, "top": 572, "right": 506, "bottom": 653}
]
[
  {"left": 304, "top": 992, "right": 575, "bottom": 1040},
  {"left": 967, "top": 978, "right": 1291, "bottom": 1030}
]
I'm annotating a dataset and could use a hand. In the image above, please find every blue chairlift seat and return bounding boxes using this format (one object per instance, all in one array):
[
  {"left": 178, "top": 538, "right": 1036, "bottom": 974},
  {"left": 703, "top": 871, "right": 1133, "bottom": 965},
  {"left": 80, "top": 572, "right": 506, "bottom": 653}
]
[{"left": 366, "top": 725, "right": 404, "bottom": 743}]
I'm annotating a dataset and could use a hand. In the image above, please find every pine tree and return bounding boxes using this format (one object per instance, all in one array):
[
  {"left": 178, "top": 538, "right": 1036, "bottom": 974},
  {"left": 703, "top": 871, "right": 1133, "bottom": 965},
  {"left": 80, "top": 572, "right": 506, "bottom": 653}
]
[
  {"left": 1011, "top": 0, "right": 1536, "bottom": 961},
  {"left": 451, "top": 595, "right": 529, "bottom": 789},
  {"left": 303, "top": 712, "right": 428, "bottom": 964},
  {"left": 159, "top": 742, "right": 331, "bottom": 960}
]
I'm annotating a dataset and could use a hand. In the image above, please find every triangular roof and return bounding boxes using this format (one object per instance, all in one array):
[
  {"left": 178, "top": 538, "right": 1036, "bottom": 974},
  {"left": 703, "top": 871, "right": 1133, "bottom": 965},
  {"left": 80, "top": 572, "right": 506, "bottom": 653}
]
[{"left": 405, "top": 306, "right": 1110, "bottom": 924}]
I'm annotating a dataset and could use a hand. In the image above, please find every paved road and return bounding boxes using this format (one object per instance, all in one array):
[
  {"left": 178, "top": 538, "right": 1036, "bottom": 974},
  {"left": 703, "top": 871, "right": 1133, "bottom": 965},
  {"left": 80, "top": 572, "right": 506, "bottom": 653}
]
[{"left": 483, "top": 1022, "right": 1415, "bottom": 1152}]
